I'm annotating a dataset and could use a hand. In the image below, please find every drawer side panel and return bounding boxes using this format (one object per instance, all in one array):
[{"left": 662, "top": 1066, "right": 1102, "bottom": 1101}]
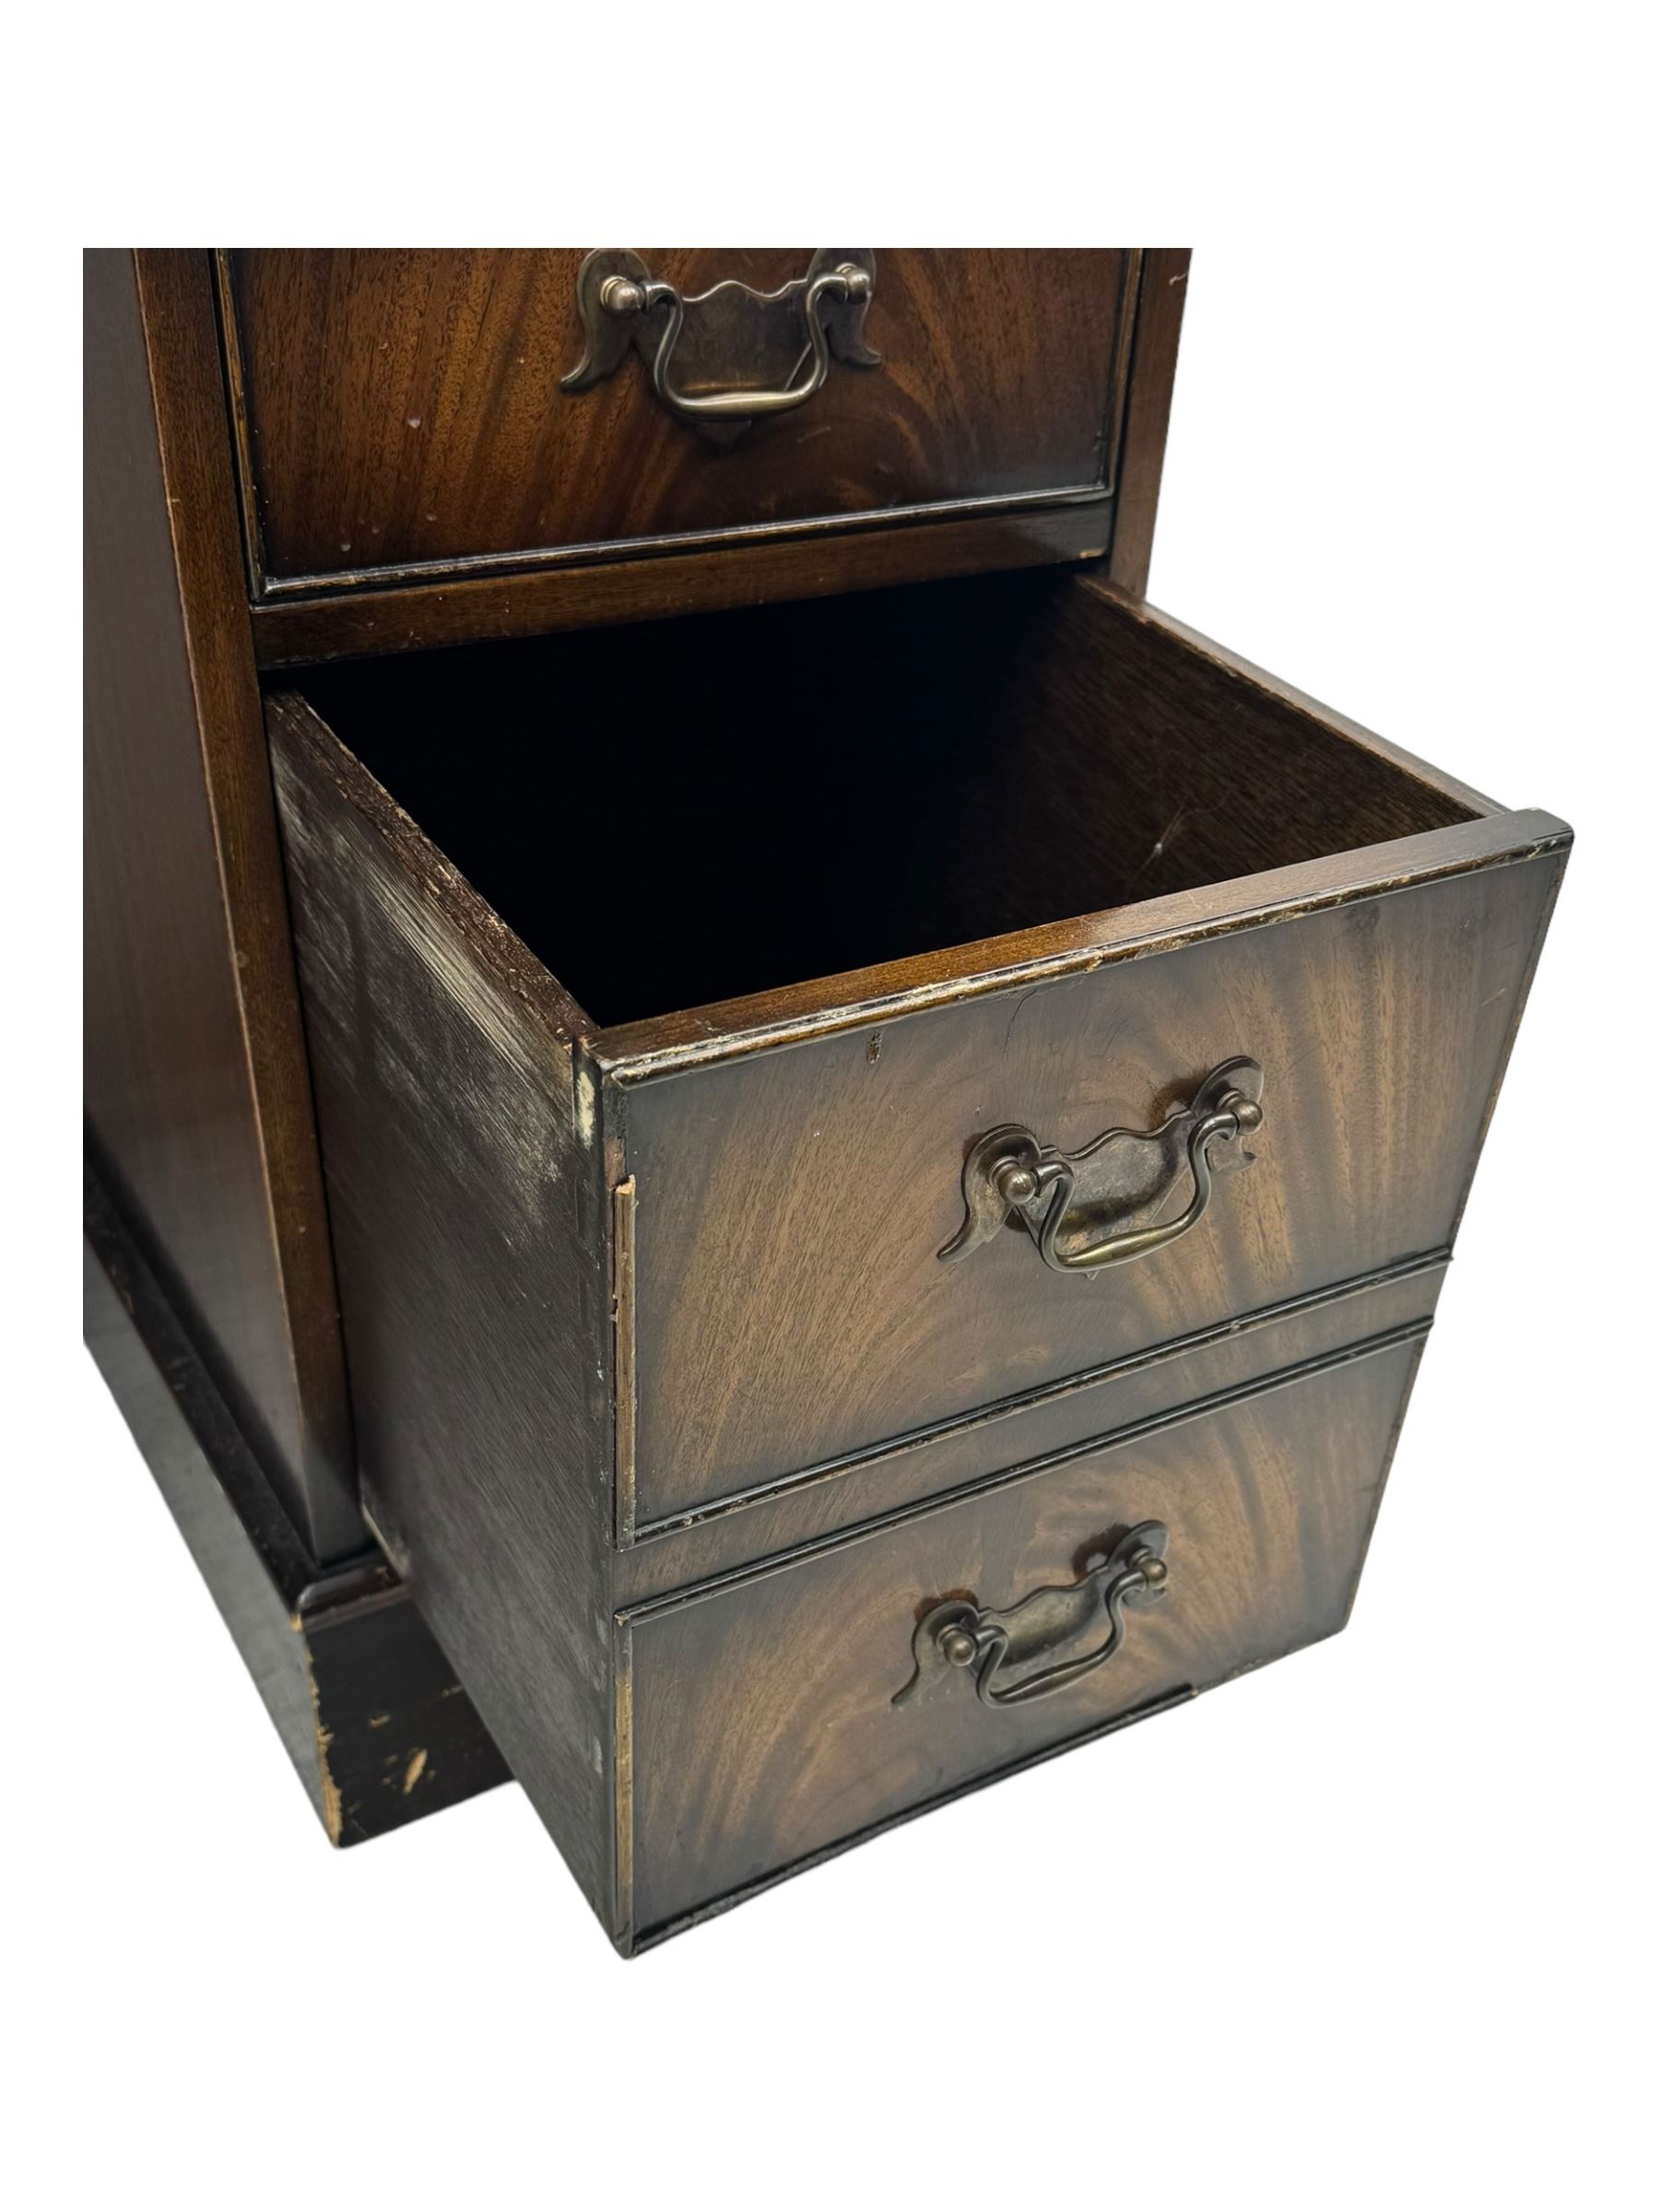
[{"left": 268, "top": 695, "right": 614, "bottom": 1919}]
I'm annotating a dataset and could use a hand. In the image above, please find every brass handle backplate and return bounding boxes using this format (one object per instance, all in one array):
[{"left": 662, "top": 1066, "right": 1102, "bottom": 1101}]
[
  {"left": 560, "top": 248, "right": 880, "bottom": 438},
  {"left": 893, "top": 1522, "right": 1171, "bottom": 1712},
  {"left": 938, "top": 1056, "right": 1265, "bottom": 1276}
]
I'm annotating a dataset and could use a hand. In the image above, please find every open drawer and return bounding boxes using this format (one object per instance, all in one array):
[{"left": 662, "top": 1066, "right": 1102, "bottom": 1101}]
[
  {"left": 270, "top": 567, "right": 1569, "bottom": 1549},
  {"left": 267, "top": 565, "right": 1566, "bottom": 1942}
]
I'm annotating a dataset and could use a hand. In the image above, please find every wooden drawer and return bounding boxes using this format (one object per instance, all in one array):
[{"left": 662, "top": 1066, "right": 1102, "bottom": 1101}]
[
  {"left": 265, "top": 561, "right": 1566, "bottom": 1947},
  {"left": 273, "top": 569, "right": 1566, "bottom": 1537},
  {"left": 625, "top": 1333, "right": 1423, "bottom": 1943},
  {"left": 220, "top": 250, "right": 1135, "bottom": 596},
  {"left": 611, "top": 1256, "right": 1447, "bottom": 1606}
]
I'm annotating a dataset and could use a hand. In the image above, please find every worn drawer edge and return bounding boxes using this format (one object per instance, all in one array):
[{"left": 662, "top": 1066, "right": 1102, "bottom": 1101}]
[
  {"left": 617, "top": 1318, "right": 1431, "bottom": 1629},
  {"left": 622, "top": 1674, "right": 1194, "bottom": 1956},
  {"left": 619, "top": 1248, "right": 1448, "bottom": 1547}
]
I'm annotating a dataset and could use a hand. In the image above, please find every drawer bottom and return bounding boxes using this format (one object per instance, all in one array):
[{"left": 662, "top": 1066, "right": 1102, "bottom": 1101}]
[{"left": 618, "top": 1333, "right": 1423, "bottom": 1946}]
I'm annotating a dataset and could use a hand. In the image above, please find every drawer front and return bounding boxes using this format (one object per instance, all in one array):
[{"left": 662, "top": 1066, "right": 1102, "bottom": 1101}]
[
  {"left": 222, "top": 249, "right": 1135, "bottom": 592},
  {"left": 623, "top": 1336, "right": 1421, "bottom": 1942},
  {"left": 614, "top": 1261, "right": 1446, "bottom": 1604},
  {"left": 618, "top": 845, "right": 1561, "bottom": 1529}
]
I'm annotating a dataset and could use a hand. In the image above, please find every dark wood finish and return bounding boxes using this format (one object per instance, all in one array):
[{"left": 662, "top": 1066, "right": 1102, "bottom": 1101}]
[
  {"left": 266, "top": 551, "right": 1566, "bottom": 1947},
  {"left": 84, "top": 248, "right": 360, "bottom": 1562},
  {"left": 90, "top": 245, "right": 1568, "bottom": 1953},
  {"left": 248, "top": 502, "right": 1118, "bottom": 668},
  {"left": 83, "top": 1164, "right": 510, "bottom": 1842},
  {"left": 264, "top": 696, "right": 615, "bottom": 1923},
  {"left": 296, "top": 569, "right": 1490, "bottom": 1037},
  {"left": 612, "top": 1258, "right": 1446, "bottom": 1604},
  {"left": 221, "top": 250, "right": 1136, "bottom": 592},
  {"left": 285, "top": 567, "right": 1560, "bottom": 1525},
  {"left": 1106, "top": 247, "right": 1191, "bottom": 595},
  {"left": 593, "top": 810, "right": 1561, "bottom": 1073},
  {"left": 614, "top": 813, "right": 1560, "bottom": 1523},
  {"left": 1076, "top": 577, "right": 1501, "bottom": 816},
  {"left": 624, "top": 1336, "right": 1424, "bottom": 1940},
  {"left": 239, "top": 236, "right": 1198, "bottom": 672}
]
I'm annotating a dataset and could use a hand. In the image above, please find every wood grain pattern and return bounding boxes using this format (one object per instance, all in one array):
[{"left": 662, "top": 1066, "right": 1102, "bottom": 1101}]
[
  {"left": 612, "top": 1259, "right": 1446, "bottom": 1603},
  {"left": 618, "top": 835, "right": 1562, "bottom": 1521},
  {"left": 625, "top": 1337, "right": 1424, "bottom": 1937},
  {"left": 90, "top": 241, "right": 1573, "bottom": 1953},
  {"left": 282, "top": 563, "right": 1567, "bottom": 1531},
  {"left": 222, "top": 250, "right": 1135, "bottom": 590},
  {"left": 83, "top": 1164, "right": 509, "bottom": 1843},
  {"left": 266, "top": 548, "right": 1566, "bottom": 1950},
  {"left": 266, "top": 694, "right": 613, "bottom": 1918},
  {"left": 1074, "top": 578, "right": 1501, "bottom": 815},
  {"left": 593, "top": 810, "right": 1567, "bottom": 1078},
  {"left": 84, "top": 248, "right": 360, "bottom": 1562}
]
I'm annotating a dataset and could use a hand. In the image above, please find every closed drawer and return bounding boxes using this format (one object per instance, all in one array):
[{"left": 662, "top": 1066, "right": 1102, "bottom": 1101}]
[
  {"left": 274, "top": 567, "right": 1568, "bottom": 1537},
  {"left": 612, "top": 1257, "right": 1447, "bottom": 1606},
  {"left": 221, "top": 250, "right": 1135, "bottom": 594},
  {"left": 621, "top": 1334, "right": 1423, "bottom": 1944}
]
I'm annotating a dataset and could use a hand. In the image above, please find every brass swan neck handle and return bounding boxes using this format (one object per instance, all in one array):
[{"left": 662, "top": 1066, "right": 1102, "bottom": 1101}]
[
  {"left": 893, "top": 1522, "right": 1172, "bottom": 1712},
  {"left": 938, "top": 1057, "right": 1265, "bottom": 1277},
  {"left": 560, "top": 248, "right": 881, "bottom": 432}
]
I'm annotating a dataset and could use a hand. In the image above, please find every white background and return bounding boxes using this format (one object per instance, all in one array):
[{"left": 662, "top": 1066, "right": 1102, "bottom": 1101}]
[{"left": 22, "top": 10, "right": 1654, "bottom": 2206}]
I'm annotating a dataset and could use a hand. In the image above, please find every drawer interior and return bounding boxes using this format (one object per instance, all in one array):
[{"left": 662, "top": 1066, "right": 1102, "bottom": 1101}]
[{"left": 289, "top": 568, "right": 1478, "bottom": 1030}]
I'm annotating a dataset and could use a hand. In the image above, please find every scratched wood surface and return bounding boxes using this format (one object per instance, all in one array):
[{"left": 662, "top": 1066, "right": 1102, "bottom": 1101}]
[
  {"left": 268, "top": 560, "right": 1566, "bottom": 1950},
  {"left": 267, "top": 694, "right": 614, "bottom": 1918},
  {"left": 625, "top": 1338, "right": 1424, "bottom": 1938},
  {"left": 223, "top": 250, "right": 1135, "bottom": 589},
  {"left": 285, "top": 566, "right": 1567, "bottom": 1529},
  {"left": 83, "top": 1165, "right": 509, "bottom": 1844},
  {"left": 91, "top": 243, "right": 1575, "bottom": 1953},
  {"left": 617, "top": 829, "right": 1562, "bottom": 1522}
]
